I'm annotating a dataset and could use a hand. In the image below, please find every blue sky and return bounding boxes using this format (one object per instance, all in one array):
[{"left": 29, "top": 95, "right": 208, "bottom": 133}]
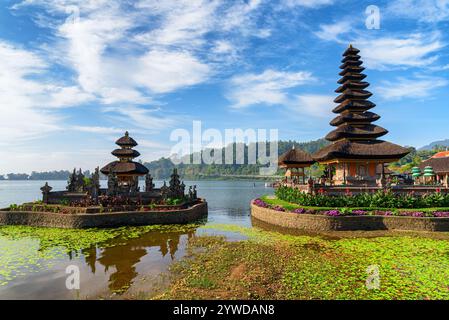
[{"left": 1, "top": 0, "right": 449, "bottom": 173}]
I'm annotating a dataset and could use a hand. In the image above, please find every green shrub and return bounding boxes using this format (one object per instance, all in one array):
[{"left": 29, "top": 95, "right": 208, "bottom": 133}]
[{"left": 275, "top": 186, "right": 449, "bottom": 209}]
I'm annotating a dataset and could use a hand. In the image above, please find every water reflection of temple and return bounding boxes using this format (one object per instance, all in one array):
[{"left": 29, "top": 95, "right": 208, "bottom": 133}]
[{"left": 81, "top": 229, "right": 196, "bottom": 293}]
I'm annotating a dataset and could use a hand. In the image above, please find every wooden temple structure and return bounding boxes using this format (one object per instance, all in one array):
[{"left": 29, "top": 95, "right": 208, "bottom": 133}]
[
  {"left": 419, "top": 151, "right": 449, "bottom": 187},
  {"left": 101, "top": 131, "right": 149, "bottom": 193},
  {"left": 312, "top": 45, "right": 410, "bottom": 186},
  {"left": 40, "top": 132, "right": 198, "bottom": 205},
  {"left": 278, "top": 146, "right": 315, "bottom": 184}
]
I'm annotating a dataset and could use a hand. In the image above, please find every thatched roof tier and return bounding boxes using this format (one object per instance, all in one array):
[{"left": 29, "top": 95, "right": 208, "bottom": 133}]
[
  {"left": 342, "top": 54, "right": 361, "bottom": 63},
  {"left": 101, "top": 161, "right": 149, "bottom": 176},
  {"left": 111, "top": 148, "right": 140, "bottom": 158},
  {"left": 329, "top": 112, "right": 380, "bottom": 126},
  {"left": 337, "top": 73, "right": 367, "bottom": 84},
  {"left": 339, "top": 60, "right": 363, "bottom": 68},
  {"left": 335, "top": 81, "right": 369, "bottom": 93},
  {"left": 325, "top": 124, "right": 388, "bottom": 141},
  {"left": 313, "top": 140, "right": 410, "bottom": 162},
  {"left": 332, "top": 100, "right": 375, "bottom": 113},
  {"left": 419, "top": 157, "right": 449, "bottom": 174},
  {"left": 334, "top": 89, "right": 372, "bottom": 103},
  {"left": 278, "top": 148, "right": 315, "bottom": 167},
  {"left": 116, "top": 131, "right": 138, "bottom": 147},
  {"left": 338, "top": 66, "right": 365, "bottom": 75},
  {"left": 343, "top": 45, "right": 360, "bottom": 55}
]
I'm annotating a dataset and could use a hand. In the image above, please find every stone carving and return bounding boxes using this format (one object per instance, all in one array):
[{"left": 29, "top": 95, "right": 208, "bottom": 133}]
[
  {"left": 107, "top": 172, "right": 118, "bottom": 196},
  {"left": 168, "top": 168, "right": 185, "bottom": 198},
  {"left": 91, "top": 167, "right": 101, "bottom": 201},
  {"left": 67, "top": 168, "right": 86, "bottom": 192},
  {"left": 41, "top": 182, "right": 53, "bottom": 203},
  {"left": 145, "top": 173, "right": 155, "bottom": 192}
]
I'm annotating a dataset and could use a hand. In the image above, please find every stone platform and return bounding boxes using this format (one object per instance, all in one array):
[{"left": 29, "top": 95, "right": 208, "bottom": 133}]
[
  {"left": 251, "top": 201, "right": 449, "bottom": 232},
  {"left": 0, "top": 200, "right": 208, "bottom": 229}
]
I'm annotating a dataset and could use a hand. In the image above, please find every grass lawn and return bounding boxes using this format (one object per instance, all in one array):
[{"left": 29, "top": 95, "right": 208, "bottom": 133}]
[{"left": 155, "top": 224, "right": 449, "bottom": 300}]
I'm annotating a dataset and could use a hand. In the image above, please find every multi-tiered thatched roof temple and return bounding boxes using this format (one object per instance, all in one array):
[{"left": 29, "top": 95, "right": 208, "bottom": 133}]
[
  {"left": 278, "top": 45, "right": 411, "bottom": 188},
  {"left": 313, "top": 45, "right": 410, "bottom": 186}
]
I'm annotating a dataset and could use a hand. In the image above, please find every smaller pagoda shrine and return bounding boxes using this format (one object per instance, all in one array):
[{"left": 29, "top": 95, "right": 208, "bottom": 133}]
[
  {"left": 37, "top": 132, "right": 199, "bottom": 206},
  {"left": 101, "top": 131, "right": 149, "bottom": 194},
  {"left": 278, "top": 146, "right": 315, "bottom": 185},
  {"left": 313, "top": 45, "right": 410, "bottom": 186},
  {"left": 419, "top": 151, "right": 449, "bottom": 187}
]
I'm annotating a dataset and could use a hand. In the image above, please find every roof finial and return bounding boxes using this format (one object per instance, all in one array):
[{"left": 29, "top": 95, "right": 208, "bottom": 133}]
[
  {"left": 349, "top": 43, "right": 353, "bottom": 48},
  {"left": 125, "top": 131, "right": 129, "bottom": 137}
]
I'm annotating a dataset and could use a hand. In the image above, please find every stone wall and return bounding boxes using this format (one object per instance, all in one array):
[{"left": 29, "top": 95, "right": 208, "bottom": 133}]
[
  {"left": 0, "top": 201, "right": 208, "bottom": 229},
  {"left": 250, "top": 202, "right": 449, "bottom": 232}
]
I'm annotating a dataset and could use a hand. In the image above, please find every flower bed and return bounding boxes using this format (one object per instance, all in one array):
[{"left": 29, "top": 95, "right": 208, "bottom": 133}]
[
  {"left": 275, "top": 185, "right": 449, "bottom": 209},
  {"left": 253, "top": 198, "right": 449, "bottom": 218},
  {"left": 7, "top": 200, "right": 199, "bottom": 215}
]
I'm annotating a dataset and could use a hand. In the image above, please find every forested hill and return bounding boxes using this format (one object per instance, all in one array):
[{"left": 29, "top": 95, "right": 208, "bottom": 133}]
[{"left": 143, "top": 139, "right": 330, "bottom": 179}]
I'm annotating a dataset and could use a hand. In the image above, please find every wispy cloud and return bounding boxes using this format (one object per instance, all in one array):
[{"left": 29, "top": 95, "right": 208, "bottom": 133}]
[
  {"left": 314, "top": 21, "right": 352, "bottom": 42},
  {"left": 289, "top": 94, "right": 333, "bottom": 118},
  {"left": 356, "top": 33, "right": 445, "bottom": 70},
  {"left": 227, "top": 69, "right": 315, "bottom": 108},
  {"left": 0, "top": 41, "right": 87, "bottom": 144},
  {"left": 387, "top": 0, "right": 449, "bottom": 23},
  {"left": 376, "top": 76, "right": 448, "bottom": 100},
  {"left": 281, "top": 0, "right": 334, "bottom": 8}
]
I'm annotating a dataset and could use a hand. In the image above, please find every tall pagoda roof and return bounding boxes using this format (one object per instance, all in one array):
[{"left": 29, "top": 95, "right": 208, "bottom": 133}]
[{"left": 313, "top": 45, "right": 409, "bottom": 162}]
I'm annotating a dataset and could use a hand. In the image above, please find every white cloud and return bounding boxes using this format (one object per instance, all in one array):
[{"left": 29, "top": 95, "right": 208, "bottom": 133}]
[
  {"left": 387, "top": 0, "right": 449, "bottom": 22},
  {"left": 355, "top": 33, "right": 444, "bottom": 70},
  {"left": 134, "top": 50, "right": 210, "bottom": 94},
  {"left": 0, "top": 41, "right": 76, "bottom": 145},
  {"left": 314, "top": 21, "right": 352, "bottom": 42},
  {"left": 227, "top": 69, "right": 315, "bottom": 108},
  {"left": 376, "top": 76, "right": 448, "bottom": 100},
  {"left": 282, "top": 0, "right": 334, "bottom": 8},
  {"left": 70, "top": 126, "right": 125, "bottom": 134},
  {"left": 290, "top": 94, "right": 333, "bottom": 118}
]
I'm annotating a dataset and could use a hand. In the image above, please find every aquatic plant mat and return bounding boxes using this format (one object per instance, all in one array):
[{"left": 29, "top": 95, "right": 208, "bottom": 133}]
[{"left": 156, "top": 224, "right": 449, "bottom": 300}]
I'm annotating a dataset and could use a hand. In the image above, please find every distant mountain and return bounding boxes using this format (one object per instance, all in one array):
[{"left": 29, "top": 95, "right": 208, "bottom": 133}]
[
  {"left": 419, "top": 139, "right": 449, "bottom": 151},
  {"left": 143, "top": 139, "right": 330, "bottom": 179}
]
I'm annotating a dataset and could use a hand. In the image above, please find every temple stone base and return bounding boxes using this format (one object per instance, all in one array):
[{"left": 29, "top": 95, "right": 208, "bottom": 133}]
[
  {"left": 0, "top": 200, "right": 208, "bottom": 229},
  {"left": 251, "top": 201, "right": 449, "bottom": 232}
]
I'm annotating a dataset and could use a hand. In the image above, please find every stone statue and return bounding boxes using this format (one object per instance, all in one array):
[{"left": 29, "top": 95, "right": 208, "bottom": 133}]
[
  {"left": 91, "top": 167, "right": 101, "bottom": 200},
  {"left": 161, "top": 181, "right": 169, "bottom": 200},
  {"left": 67, "top": 168, "right": 77, "bottom": 192},
  {"left": 107, "top": 172, "right": 118, "bottom": 196},
  {"left": 168, "top": 168, "right": 184, "bottom": 198},
  {"left": 188, "top": 186, "right": 193, "bottom": 200},
  {"left": 145, "top": 173, "right": 155, "bottom": 192},
  {"left": 192, "top": 185, "right": 197, "bottom": 199},
  {"left": 41, "top": 182, "right": 53, "bottom": 203}
]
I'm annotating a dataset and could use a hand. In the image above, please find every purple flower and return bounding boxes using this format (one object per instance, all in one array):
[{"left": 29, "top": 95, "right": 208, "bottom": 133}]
[
  {"left": 433, "top": 212, "right": 449, "bottom": 218},
  {"left": 292, "top": 208, "right": 306, "bottom": 214},
  {"left": 253, "top": 199, "right": 268, "bottom": 208},
  {"left": 325, "top": 210, "right": 340, "bottom": 216},
  {"left": 352, "top": 210, "right": 367, "bottom": 216},
  {"left": 272, "top": 205, "right": 285, "bottom": 212}
]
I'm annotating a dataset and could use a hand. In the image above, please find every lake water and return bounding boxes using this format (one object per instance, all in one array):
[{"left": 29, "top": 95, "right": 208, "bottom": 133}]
[{"left": 0, "top": 180, "right": 273, "bottom": 299}]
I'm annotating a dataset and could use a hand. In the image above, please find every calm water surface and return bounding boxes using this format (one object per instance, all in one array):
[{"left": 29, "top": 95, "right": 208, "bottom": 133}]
[{"left": 0, "top": 180, "right": 273, "bottom": 299}]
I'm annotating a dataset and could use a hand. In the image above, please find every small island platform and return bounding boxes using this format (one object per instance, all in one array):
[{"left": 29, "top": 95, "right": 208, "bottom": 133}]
[{"left": 0, "top": 199, "right": 208, "bottom": 229}]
